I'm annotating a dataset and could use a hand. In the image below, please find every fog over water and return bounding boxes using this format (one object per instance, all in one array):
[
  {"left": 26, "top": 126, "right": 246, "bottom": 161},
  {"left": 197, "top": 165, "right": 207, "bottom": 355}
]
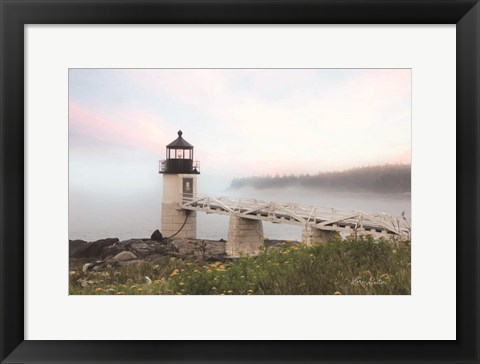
[
  {"left": 68, "top": 69, "right": 412, "bottom": 242},
  {"left": 69, "top": 182, "right": 411, "bottom": 242}
]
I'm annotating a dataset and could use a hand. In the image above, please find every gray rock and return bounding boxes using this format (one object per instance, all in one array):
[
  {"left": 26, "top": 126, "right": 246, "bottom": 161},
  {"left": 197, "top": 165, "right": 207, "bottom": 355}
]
[
  {"left": 112, "top": 251, "right": 137, "bottom": 262},
  {"left": 125, "top": 239, "right": 176, "bottom": 258},
  {"left": 69, "top": 238, "right": 120, "bottom": 258},
  {"left": 151, "top": 229, "right": 163, "bottom": 242}
]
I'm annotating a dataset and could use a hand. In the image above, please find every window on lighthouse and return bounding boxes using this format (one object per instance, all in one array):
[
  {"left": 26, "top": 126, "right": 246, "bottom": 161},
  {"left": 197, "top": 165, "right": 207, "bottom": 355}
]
[{"left": 176, "top": 149, "right": 184, "bottom": 159}]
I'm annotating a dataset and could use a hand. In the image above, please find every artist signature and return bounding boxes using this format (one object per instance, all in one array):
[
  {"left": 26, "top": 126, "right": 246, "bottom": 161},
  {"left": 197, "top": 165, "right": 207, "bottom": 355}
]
[{"left": 351, "top": 277, "right": 387, "bottom": 286}]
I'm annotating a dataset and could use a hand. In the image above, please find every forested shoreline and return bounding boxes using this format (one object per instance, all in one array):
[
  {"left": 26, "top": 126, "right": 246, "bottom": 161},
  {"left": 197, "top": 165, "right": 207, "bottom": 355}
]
[{"left": 230, "top": 164, "right": 411, "bottom": 193}]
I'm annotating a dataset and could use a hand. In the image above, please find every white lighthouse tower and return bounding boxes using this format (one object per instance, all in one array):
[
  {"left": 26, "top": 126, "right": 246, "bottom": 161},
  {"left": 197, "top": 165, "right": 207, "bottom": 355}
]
[{"left": 159, "top": 130, "right": 200, "bottom": 239}]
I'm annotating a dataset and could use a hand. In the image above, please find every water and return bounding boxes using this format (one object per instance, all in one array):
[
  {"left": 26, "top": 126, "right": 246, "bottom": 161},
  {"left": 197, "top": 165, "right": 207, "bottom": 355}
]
[{"left": 69, "top": 185, "right": 411, "bottom": 242}]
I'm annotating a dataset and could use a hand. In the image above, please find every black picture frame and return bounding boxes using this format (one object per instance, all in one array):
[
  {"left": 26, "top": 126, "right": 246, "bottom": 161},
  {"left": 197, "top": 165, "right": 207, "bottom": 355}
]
[{"left": 1, "top": 0, "right": 479, "bottom": 363}]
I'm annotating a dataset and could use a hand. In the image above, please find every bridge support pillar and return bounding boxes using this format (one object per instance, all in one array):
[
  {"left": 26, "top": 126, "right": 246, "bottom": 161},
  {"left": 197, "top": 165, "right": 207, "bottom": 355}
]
[
  {"left": 226, "top": 216, "right": 264, "bottom": 256},
  {"left": 161, "top": 202, "right": 196, "bottom": 239},
  {"left": 301, "top": 226, "right": 338, "bottom": 244}
]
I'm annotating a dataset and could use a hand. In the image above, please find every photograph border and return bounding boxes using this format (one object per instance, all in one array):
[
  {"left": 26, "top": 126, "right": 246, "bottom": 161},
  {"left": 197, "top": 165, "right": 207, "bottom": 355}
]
[{"left": 1, "top": 1, "right": 479, "bottom": 363}]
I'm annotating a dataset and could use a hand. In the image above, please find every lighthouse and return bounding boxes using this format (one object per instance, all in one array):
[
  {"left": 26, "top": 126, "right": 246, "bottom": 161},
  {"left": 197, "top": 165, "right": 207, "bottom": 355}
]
[{"left": 159, "top": 130, "right": 200, "bottom": 239}]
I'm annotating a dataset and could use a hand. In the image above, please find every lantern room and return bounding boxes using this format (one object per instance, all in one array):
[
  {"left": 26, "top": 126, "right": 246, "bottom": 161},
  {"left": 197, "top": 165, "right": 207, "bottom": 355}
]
[{"left": 159, "top": 130, "right": 200, "bottom": 174}]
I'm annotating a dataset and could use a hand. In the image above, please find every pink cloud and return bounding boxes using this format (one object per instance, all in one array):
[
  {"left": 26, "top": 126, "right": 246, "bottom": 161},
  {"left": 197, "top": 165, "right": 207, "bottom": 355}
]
[{"left": 69, "top": 101, "right": 168, "bottom": 154}]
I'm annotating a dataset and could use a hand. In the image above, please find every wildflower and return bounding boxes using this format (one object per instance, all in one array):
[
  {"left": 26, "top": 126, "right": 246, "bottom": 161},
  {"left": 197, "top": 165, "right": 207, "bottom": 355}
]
[
  {"left": 227, "top": 290, "right": 233, "bottom": 294},
  {"left": 95, "top": 287, "right": 104, "bottom": 292},
  {"left": 154, "top": 280, "right": 162, "bottom": 284},
  {"left": 193, "top": 269, "right": 200, "bottom": 273},
  {"left": 130, "top": 285, "right": 137, "bottom": 289},
  {"left": 334, "top": 291, "right": 342, "bottom": 295},
  {"left": 212, "top": 287, "right": 217, "bottom": 291},
  {"left": 247, "top": 289, "right": 254, "bottom": 293},
  {"left": 137, "top": 288, "right": 143, "bottom": 292},
  {"left": 169, "top": 269, "right": 180, "bottom": 278},
  {"left": 179, "top": 282, "right": 184, "bottom": 286}
]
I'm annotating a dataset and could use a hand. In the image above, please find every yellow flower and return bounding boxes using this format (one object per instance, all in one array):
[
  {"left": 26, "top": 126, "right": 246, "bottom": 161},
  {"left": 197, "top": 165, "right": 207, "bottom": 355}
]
[
  {"left": 95, "top": 287, "right": 104, "bottom": 292},
  {"left": 247, "top": 289, "right": 254, "bottom": 293},
  {"left": 334, "top": 291, "right": 342, "bottom": 295},
  {"left": 193, "top": 269, "right": 200, "bottom": 273},
  {"left": 130, "top": 285, "right": 137, "bottom": 289},
  {"left": 154, "top": 280, "right": 162, "bottom": 284},
  {"left": 211, "top": 287, "right": 217, "bottom": 291},
  {"left": 137, "top": 288, "right": 143, "bottom": 292},
  {"left": 169, "top": 269, "right": 180, "bottom": 277}
]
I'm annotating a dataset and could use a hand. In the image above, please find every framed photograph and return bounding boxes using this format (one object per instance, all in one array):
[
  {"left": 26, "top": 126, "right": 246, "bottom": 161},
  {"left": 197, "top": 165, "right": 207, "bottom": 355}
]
[{"left": 1, "top": 0, "right": 478, "bottom": 363}]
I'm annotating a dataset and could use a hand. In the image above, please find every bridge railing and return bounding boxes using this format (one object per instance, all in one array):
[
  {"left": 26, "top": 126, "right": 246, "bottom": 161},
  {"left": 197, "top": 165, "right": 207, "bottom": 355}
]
[{"left": 179, "top": 193, "right": 410, "bottom": 237}]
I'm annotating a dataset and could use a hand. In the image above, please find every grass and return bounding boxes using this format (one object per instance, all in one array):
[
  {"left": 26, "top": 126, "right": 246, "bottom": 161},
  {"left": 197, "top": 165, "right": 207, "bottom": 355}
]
[{"left": 69, "top": 236, "right": 411, "bottom": 295}]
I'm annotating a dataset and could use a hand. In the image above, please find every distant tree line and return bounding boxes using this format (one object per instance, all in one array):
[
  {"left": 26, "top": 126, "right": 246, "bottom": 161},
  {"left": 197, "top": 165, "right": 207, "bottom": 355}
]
[{"left": 230, "top": 164, "right": 411, "bottom": 193}]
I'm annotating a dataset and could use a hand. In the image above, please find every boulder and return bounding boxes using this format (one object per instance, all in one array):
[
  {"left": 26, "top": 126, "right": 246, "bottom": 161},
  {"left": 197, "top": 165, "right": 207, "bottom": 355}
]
[
  {"left": 69, "top": 239, "right": 88, "bottom": 258},
  {"left": 69, "top": 238, "right": 119, "bottom": 259},
  {"left": 170, "top": 239, "right": 227, "bottom": 261},
  {"left": 112, "top": 251, "right": 137, "bottom": 262},
  {"left": 151, "top": 229, "right": 163, "bottom": 242},
  {"left": 125, "top": 239, "right": 177, "bottom": 258}
]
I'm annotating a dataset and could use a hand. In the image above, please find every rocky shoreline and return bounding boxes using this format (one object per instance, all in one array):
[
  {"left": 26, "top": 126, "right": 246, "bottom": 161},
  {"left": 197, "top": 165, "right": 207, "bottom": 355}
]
[
  {"left": 69, "top": 230, "right": 294, "bottom": 272},
  {"left": 69, "top": 230, "right": 231, "bottom": 272}
]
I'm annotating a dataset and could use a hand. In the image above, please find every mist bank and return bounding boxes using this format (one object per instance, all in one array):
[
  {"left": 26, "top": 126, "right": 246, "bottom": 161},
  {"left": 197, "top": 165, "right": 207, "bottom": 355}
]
[{"left": 230, "top": 164, "right": 411, "bottom": 194}]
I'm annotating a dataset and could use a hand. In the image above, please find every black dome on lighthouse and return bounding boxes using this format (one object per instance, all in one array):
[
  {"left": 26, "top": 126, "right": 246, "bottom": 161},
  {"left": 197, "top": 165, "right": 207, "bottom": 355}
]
[
  {"left": 166, "top": 130, "right": 194, "bottom": 149},
  {"left": 159, "top": 130, "right": 200, "bottom": 175}
]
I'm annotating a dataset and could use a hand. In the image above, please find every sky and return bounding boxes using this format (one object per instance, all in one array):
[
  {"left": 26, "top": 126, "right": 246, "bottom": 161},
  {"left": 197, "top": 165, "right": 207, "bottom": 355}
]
[{"left": 69, "top": 68, "right": 411, "bottom": 195}]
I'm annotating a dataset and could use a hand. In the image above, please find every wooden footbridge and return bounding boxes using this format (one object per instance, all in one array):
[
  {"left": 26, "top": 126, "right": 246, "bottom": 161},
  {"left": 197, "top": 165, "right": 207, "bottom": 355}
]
[{"left": 180, "top": 194, "right": 411, "bottom": 241}]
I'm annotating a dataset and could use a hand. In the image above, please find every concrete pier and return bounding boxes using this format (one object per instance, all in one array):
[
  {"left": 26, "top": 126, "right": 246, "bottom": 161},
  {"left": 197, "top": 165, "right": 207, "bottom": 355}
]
[
  {"left": 301, "top": 225, "right": 338, "bottom": 244},
  {"left": 161, "top": 202, "right": 197, "bottom": 239},
  {"left": 226, "top": 216, "right": 264, "bottom": 256}
]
